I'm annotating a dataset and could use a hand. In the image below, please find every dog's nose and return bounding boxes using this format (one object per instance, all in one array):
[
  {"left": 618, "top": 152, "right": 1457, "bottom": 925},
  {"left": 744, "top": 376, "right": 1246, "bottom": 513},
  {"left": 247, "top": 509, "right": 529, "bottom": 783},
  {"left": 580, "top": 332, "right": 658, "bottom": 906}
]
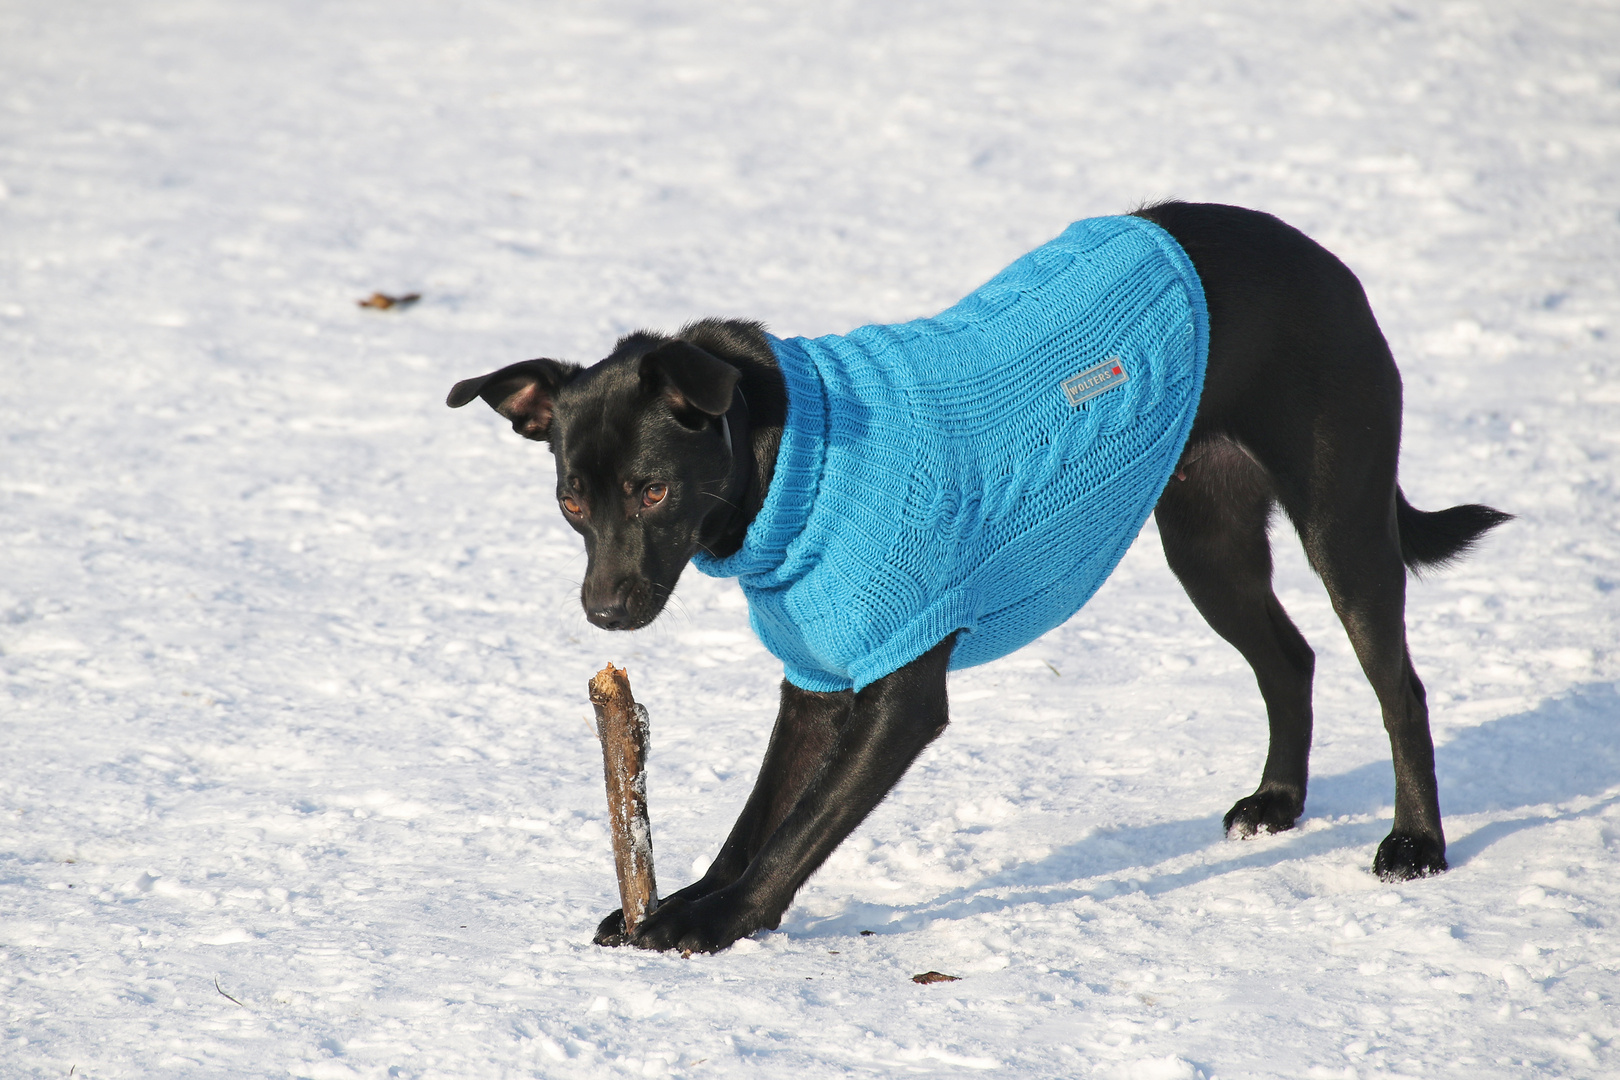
[{"left": 586, "top": 603, "right": 631, "bottom": 631}]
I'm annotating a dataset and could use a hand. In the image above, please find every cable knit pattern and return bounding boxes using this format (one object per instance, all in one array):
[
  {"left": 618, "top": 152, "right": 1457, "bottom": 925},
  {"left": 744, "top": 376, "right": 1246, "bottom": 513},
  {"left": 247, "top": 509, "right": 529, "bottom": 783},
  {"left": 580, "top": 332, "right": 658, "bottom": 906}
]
[{"left": 693, "top": 215, "right": 1208, "bottom": 692}]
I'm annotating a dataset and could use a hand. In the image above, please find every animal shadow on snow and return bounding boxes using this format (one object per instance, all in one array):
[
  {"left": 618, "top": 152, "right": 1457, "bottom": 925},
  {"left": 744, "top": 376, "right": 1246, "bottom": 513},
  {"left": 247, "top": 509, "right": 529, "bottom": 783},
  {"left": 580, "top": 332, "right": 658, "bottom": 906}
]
[{"left": 797, "top": 681, "right": 1620, "bottom": 937}]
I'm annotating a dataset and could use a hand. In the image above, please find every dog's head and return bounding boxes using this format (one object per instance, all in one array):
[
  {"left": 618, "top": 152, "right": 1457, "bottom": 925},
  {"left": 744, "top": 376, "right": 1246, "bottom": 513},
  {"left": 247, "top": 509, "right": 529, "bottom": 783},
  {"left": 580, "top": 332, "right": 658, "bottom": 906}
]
[{"left": 448, "top": 333, "right": 743, "bottom": 631}]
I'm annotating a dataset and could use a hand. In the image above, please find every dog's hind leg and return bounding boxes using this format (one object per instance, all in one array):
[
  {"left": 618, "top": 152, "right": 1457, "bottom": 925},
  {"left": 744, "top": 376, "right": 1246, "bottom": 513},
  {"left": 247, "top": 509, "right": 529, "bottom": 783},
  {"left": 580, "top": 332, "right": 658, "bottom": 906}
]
[
  {"left": 1258, "top": 340, "right": 1450, "bottom": 879},
  {"left": 1156, "top": 437, "right": 1317, "bottom": 836},
  {"left": 1137, "top": 200, "right": 1494, "bottom": 880},
  {"left": 1294, "top": 480, "right": 1449, "bottom": 880}
]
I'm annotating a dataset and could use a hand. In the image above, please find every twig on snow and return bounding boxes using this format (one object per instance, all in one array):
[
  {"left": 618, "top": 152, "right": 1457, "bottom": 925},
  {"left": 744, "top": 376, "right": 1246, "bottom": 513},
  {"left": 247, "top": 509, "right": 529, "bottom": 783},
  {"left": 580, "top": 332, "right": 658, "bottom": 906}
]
[
  {"left": 214, "top": 977, "right": 246, "bottom": 1008},
  {"left": 590, "top": 663, "right": 659, "bottom": 934}
]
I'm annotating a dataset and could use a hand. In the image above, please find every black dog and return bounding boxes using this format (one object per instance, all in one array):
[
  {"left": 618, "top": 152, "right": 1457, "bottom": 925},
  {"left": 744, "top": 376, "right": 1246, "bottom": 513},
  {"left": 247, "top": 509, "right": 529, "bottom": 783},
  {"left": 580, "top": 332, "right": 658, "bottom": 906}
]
[{"left": 448, "top": 202, "right": 1508, "bottom": 954}]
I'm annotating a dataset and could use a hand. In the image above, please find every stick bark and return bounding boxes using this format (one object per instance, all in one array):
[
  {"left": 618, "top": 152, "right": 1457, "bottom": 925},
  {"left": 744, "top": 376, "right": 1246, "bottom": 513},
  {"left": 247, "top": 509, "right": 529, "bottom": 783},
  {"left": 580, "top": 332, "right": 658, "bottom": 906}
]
[{"left": 589, "top": 664, "right": 658, "bottom": 933}]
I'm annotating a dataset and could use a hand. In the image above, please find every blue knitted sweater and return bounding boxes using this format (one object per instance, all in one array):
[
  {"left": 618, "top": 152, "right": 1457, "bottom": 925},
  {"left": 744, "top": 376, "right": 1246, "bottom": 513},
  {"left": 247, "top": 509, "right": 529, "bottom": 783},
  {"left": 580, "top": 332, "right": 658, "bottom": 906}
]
[{"left": 692, "top": 215, "right": 1208, "bottom": 693}]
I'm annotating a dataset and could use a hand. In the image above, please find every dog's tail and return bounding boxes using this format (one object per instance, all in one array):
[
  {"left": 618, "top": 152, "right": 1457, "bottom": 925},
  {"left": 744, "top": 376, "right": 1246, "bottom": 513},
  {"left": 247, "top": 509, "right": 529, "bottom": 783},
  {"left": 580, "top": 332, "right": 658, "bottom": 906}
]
[{"left": 1396, "top": 488, "right": 1513, "bottom": 573}]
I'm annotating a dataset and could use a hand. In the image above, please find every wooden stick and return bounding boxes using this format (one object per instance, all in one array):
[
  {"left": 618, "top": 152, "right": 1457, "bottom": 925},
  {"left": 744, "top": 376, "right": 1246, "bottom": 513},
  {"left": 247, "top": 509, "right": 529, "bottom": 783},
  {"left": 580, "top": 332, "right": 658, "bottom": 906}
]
[{"left": 589, "top": 663, "right": 658, "bottom": 934}]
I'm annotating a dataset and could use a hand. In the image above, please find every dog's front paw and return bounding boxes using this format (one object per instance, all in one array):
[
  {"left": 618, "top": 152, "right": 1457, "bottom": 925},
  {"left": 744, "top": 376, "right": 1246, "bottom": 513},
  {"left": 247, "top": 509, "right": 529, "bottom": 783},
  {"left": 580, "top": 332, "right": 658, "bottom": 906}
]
[
  {"left": 1373, "top": 832, "right": 1447, "bottom": 881},
  {"left": 627, "top": 889, "right": 777, "bottom": 955},
  {"left": 594, "top": 872, "right": 744, "bottom": 947},
  {"left": 1223, "top": 789, "right": 1304, "bottom": 838}
]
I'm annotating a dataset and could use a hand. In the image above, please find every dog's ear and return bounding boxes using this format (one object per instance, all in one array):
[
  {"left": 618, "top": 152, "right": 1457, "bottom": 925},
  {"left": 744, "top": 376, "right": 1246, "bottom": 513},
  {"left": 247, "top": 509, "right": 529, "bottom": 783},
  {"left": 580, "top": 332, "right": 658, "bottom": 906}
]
[
  {"left": 639, "top": 341, "right": 740, "bottom": 418},
  {"left": 446, "top": 358, "right": 580, "bottom": 441}
]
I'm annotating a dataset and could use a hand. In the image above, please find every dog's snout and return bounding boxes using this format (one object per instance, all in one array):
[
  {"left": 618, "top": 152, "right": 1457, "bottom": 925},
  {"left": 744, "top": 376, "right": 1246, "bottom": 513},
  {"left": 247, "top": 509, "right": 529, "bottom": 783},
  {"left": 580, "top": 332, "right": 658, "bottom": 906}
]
[
  {"left": 584, "top": 568, "right": 663, "bottom": 632},
  {"left": 586, "top": 602, "right": 632, "bottom": 631}
]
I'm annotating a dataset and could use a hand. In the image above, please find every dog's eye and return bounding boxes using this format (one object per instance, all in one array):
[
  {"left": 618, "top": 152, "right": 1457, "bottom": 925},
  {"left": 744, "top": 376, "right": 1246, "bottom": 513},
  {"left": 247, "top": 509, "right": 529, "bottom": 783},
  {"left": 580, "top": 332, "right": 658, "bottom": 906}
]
[
  {"left": 642, "top": 484, "right": 668, "bottom": 508},
  {"left": 561, "top": 495, "right": 583, "bottom": 516}
]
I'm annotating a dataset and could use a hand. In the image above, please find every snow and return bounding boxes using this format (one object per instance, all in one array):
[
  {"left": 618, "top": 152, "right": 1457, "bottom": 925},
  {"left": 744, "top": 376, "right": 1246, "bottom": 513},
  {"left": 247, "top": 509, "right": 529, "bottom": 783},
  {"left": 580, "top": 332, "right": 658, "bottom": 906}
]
[{"left": 2, "top": 0, "right": 1617, "bottom": 1076}]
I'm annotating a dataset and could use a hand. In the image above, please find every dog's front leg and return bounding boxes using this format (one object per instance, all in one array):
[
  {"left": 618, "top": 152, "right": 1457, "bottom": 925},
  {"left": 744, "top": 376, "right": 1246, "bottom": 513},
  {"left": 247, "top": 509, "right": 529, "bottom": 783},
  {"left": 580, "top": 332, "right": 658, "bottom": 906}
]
[
  {"left": 593, "top": 681, "right": 850, "bottom": 945},
  {"left": 625, "top": 637, "right": 953, "bottom": 954}
]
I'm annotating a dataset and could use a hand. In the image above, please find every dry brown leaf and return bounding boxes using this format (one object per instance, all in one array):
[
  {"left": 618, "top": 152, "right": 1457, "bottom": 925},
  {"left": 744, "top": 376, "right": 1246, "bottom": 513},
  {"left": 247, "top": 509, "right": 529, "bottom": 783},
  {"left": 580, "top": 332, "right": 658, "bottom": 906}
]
[
  {"left": 357, "top": 292, "right": 421, "bottom": 310},
  {"left": 911, "top": 971, "right": 961, "bottom": 984}
]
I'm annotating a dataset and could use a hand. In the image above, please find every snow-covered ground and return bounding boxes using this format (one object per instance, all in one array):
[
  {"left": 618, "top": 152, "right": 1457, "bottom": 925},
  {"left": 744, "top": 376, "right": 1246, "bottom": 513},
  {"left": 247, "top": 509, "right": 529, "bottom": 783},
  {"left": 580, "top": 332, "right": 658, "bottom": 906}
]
[{"left": 3, "top": 1, "right": 1618, "bottom": 1076}]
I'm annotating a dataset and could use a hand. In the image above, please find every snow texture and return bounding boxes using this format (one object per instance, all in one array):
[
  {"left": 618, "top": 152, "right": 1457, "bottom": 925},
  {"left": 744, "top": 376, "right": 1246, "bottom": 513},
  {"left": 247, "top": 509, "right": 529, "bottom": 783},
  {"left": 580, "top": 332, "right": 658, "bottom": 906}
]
[{"left": 2, "top": 1, "right": 1617, "bottom": 1077}]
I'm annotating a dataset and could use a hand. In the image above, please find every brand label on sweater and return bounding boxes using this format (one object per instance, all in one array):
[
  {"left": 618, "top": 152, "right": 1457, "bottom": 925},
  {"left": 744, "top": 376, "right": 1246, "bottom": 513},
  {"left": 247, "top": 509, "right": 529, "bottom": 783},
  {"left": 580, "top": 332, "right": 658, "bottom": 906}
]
[{"left": 1061, "top": 356, "right": 1129, "bottom": 406}]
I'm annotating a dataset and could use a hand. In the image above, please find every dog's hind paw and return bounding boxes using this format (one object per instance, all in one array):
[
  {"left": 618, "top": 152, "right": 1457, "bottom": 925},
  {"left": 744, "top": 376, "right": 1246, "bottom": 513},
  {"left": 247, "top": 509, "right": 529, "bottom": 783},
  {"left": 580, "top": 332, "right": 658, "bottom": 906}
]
[
  {"left": 1373, "top": 833, "right": 1448, "bottom": 881},
  {"left": 1223, "top": 789, "right": 1304, "bottom": 838}
]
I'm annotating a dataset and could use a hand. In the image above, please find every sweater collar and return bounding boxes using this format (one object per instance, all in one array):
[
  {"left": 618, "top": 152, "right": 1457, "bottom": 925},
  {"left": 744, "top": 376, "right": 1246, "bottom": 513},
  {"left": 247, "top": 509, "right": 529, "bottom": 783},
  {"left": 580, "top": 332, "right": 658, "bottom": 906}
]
[{"left": 691, "top": 335, "right": 825, "bottom": 583}]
